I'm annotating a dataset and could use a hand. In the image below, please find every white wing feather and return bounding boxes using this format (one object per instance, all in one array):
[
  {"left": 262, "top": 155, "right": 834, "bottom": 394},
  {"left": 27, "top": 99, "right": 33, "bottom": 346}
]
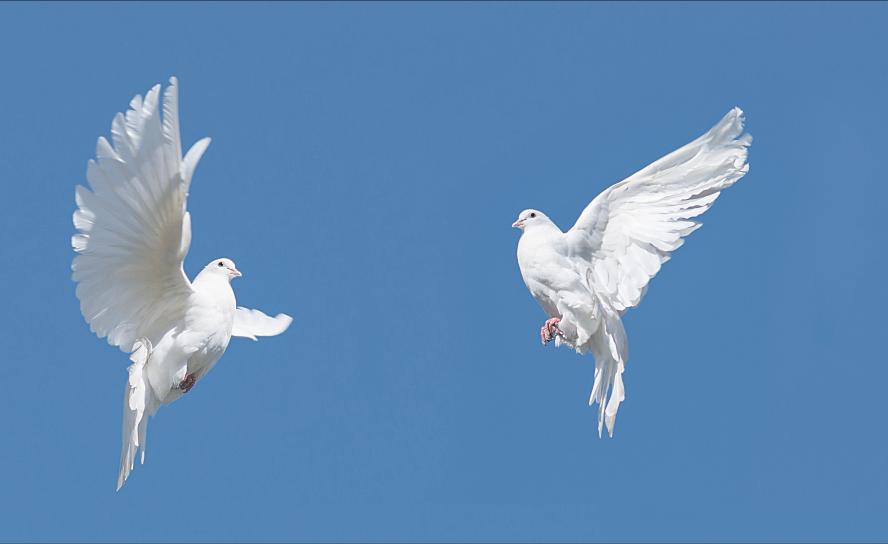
[
  {"left": 566, "top": 107, "right": 751, "bottom": 312},
  {"left": 71, "top": 77, "right": 211, "bottom": 352},
  {"left": 555, "top": 108, "right": 751, "bottom": 436},
  {"left": 232, "top": 307, "right": 293, "bottom": 341},
  {"left": 72, "top": 78, "right": 211, "bottom": 489}
]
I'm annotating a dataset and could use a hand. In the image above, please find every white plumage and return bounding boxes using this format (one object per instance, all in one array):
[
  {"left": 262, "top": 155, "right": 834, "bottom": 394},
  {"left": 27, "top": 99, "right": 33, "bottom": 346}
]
[
  {"left": 72, "top": 78, "right": 293, "bottom": 489},
  {"left": 513, "top": 108, "right": 751, "bottom": 436}
]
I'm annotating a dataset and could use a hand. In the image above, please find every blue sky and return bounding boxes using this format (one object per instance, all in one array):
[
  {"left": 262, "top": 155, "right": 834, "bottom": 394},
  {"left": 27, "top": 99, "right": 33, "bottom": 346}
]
[{"left": 0, "top": 2, "right": 886, "bottom": 542}]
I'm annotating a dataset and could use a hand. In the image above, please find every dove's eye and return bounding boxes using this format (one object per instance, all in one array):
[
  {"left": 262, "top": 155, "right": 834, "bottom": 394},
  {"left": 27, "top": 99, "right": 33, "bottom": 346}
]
[
  {"left": 218, "top": 262, "right": 224, "bottom": 267},
  {"left": 530, "top": 212, "right": 536, "bottom": 218}
]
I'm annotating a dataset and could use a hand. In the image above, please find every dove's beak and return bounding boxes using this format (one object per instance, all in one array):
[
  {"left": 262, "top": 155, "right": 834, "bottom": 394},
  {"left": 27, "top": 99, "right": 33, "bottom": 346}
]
[
  {"left": 230, "top": 268, "right": 242, "bottom": 278},
  {"left": 512, "top": 219, "right": 524, "bottom": 229}
]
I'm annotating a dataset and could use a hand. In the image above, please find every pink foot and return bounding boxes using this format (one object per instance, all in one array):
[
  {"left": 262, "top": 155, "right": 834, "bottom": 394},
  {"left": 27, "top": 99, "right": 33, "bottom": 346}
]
[
  {"left": 178, "top": 373, "right": 197, "bottom": 393},
  {"left": 540, "top": 317, "right": 564, "bottom": 345}
]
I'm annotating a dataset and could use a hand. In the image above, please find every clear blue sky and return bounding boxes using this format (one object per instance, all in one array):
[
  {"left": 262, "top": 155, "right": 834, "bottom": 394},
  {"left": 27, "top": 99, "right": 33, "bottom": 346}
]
[{"left": 0, "top": 2, "right": 886, "bottom": 542}]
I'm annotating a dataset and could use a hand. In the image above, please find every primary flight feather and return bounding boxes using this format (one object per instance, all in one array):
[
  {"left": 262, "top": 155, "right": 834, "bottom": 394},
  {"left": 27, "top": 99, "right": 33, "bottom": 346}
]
[
  {"left": 513, "top": 107, "right": 751, "bottom": 436},
  {"left": 71, "top": 77, "right": 293, "bottom": 490}
]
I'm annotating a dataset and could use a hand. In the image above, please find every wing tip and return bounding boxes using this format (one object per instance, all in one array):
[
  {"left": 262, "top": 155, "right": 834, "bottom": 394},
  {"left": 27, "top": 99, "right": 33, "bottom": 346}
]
[
  {"left": 709, "top": 106, "right": 752, "bottom": 153},
  {"left": 715, "top": 106, "right": 746, "bottom": 138},
  {"left": 733, "top": 107, "right": 753, "bottom": 148}
]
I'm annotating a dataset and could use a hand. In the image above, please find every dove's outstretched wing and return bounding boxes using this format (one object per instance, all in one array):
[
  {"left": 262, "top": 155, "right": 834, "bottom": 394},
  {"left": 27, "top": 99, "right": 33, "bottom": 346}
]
[
  {"left": 566, "top": 108, "right": 751, "bottom": 313},
  {"left": 71, "top": 77, "right": 210, "bottom": 352},
  {"left": 232, "top": 307, "right": 293, "bottom": 341},
  {"left": 72, "top": 78, "right": 211, "bottom": 489},
  {"left": 558, "top": 108, "right": 751, "bottom": 435}
]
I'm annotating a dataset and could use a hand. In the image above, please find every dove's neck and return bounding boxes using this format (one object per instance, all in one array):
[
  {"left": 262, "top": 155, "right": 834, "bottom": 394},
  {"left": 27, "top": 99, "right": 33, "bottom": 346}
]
[
  {"left": 520, "top": 221, "right": 564, "bottom": 243},
  {"left": 517, "top": 221, "right": 566, "bottom": 266},
  {"left": 191, "top": 271, "right": 237, "bottom": 313}
]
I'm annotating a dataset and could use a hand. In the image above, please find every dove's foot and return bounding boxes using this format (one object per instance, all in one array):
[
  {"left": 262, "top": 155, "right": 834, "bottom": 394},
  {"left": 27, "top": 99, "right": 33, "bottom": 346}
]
[
  {"left": 178, "top": 373, "right": 197, "bottom": 393},
  {"left": 540, "top": 317, "right": 564, "bottom": 344}
]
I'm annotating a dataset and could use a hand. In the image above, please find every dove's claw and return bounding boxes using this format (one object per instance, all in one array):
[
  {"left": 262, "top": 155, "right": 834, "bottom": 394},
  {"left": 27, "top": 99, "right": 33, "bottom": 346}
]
[
  {"left": 178, "top": 373, "right": 197, "bottom": 393},
  {"left": 540, "top": 317, "right": 564, "bottom": 345}
]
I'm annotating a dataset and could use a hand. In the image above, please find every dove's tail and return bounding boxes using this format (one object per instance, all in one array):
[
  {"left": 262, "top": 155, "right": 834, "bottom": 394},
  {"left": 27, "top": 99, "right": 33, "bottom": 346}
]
[
  {"left": 588, "top": 309, "right": 628, "bottom": 438},
  {"left": 117, "top": 339, "right": 158, "bottom": 491}
]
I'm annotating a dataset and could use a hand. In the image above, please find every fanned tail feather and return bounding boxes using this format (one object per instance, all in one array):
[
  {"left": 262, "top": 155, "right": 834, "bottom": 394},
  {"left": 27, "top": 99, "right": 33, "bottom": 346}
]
[
  {"left": 553, "top": 297, "right": 630, "bottom": 436},
  {"left": 117, "top": 338, "right": 156, "bottom": 490},
  {"left": 588, "top": 308, "right": 628, "bottom": 437},
  {"left": 589, "top": 351, "right": 625, "bottom": 438}
]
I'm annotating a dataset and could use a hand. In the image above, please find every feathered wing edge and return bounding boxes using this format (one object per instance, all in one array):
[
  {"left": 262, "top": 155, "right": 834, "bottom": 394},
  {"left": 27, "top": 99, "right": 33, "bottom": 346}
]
[
  {"left": 71, "top": 77, "right": 211, "bottom": 354},
  {"left": 569, "top": 107, "right": 752, "bottom": 313},
  {"left": 231, "top": 307, "right": 293, "bottom": 341}
]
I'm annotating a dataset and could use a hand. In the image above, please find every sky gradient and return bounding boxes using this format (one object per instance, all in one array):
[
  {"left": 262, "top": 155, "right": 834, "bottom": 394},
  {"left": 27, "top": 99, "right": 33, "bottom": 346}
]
[{"left": 0, "top": 2, "right": 886, "bottom": 542}]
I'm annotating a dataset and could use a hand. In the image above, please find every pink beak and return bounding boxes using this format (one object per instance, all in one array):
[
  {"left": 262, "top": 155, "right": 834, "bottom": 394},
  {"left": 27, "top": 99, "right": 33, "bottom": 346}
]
[
  {"left": 512, "top": 219, "right": 524, "bottom": 229},
  {"left": 230, "top": 268, "right": 242, "bottom": 278}
]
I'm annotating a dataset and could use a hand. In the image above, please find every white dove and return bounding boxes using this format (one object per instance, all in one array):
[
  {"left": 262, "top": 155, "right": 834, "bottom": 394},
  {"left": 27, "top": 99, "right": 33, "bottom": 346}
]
[
  {"left": 71, "top": 78, "right": 293, "bottom": 490},
  {"left": 513, "top": 108, "right": 751, "bottom": 437}
]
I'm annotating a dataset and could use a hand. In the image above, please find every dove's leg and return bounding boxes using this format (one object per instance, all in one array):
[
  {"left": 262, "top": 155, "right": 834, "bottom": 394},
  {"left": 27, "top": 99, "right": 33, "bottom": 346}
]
[
  {"left": 178, "top": 373, "right": 197, "bottom": 393},
  {"left": 540, "top": 317, "right": 564, "bottom": 344}
]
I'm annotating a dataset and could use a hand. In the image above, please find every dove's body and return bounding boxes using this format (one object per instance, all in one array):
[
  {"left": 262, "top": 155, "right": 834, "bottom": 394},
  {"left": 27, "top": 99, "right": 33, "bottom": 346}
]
[
  {"left": 185, "top": 269, "right": 238, "bottom": 375},
  {"left": 72, "top": 78, "right": 293, "bottom": 490},
  {"left": 513, "top": 108, "right": 751, "bottom": 436},
  {"left": 146, "top": 269, "right": 237, "bottom": 405},
  {"left": 517, "top": 223, "right": 580, "bottom": 317}
]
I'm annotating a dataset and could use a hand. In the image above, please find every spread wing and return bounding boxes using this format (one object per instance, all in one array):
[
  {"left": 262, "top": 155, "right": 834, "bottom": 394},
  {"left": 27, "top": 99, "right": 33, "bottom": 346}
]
[
  {"left": 231, "top": 307, "right": 293, "bottom": 341},
  {"left": 71, "top": 77, "right": 211, "bottom": 352},
  {"left": 565, "top": 107, "right": 751, "bottom": 312}
]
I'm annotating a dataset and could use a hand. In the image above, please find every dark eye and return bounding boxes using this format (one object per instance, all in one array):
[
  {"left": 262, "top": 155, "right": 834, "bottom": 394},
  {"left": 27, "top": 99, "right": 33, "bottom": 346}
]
[
  {"left": 530, "top": 212, "right": 536, "bottom": 218},
  {"left": 218, "top": 262, "right": 224, "bottom": 267}
]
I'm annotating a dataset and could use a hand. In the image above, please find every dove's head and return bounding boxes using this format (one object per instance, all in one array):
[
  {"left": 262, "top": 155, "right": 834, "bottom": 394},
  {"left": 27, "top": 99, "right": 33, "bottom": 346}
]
[
  {"left": 512, "top": 209, "right": 550, "bottom": 231},
  {"left": 204, "top": 258, "right": 242, "bottom": 281}
]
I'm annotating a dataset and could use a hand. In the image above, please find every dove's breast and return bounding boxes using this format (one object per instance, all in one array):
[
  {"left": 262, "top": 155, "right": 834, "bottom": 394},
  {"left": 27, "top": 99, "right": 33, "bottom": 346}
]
[
  {"left": 182, "top": 278, "right": 238, "bottom": 379},
  {"left": 517, "top": 227, "right": 596, "bottom": 318},
  {"left": 518, "top": 230, "right": 580, "bottom": 290}
]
